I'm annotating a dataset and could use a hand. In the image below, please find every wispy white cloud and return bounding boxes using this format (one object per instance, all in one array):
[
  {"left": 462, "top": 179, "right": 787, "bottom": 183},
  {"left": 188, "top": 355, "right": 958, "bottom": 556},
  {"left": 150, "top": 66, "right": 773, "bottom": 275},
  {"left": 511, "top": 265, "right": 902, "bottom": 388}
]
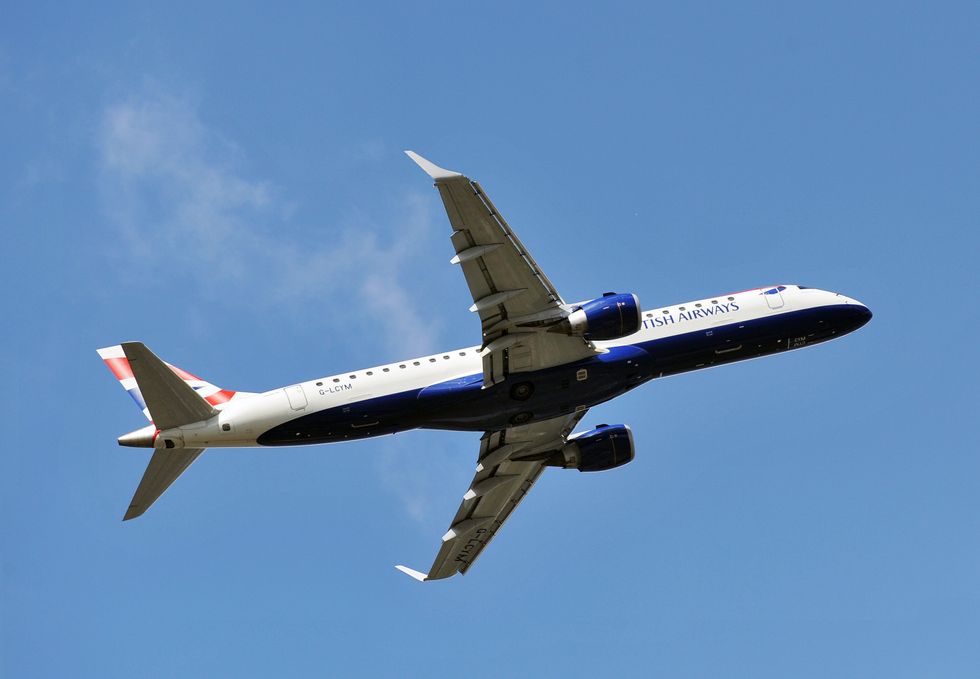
[
  {"left": 351, "top": 138, "right": 387, "bottom": 162},
  {"left": 373, "top": 434, "right": 472, "bottom": 528},
  {"left": 96, "top": 84, "right": 461, "bottom": 522},
  {"left": 96, "top": 85, "right": 439, "bottom": 356}
]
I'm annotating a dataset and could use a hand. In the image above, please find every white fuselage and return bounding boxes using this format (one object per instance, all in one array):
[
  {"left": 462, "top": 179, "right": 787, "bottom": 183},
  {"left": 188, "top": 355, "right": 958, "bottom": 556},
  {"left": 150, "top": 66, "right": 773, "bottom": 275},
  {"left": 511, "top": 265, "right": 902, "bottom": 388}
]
[{"left": 150, "top": 285, "right": 866, "bottom": 450}]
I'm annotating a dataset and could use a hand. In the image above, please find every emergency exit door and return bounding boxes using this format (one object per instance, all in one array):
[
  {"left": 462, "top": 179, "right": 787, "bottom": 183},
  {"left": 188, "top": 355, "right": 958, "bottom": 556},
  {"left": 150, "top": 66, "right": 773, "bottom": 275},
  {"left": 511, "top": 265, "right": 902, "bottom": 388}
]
[
  {"left": 763, "top": 286, "right": 785, "bottom": 310},
  {"left": 285, "top": 384, "right": 308, "bottom": 410}
]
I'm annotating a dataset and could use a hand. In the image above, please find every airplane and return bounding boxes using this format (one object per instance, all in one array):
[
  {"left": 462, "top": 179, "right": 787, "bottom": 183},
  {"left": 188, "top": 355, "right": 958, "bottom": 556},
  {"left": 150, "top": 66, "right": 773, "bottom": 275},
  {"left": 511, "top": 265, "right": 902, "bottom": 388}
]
[{"left": 98, "top": 151, "right": 872, "bottom": 581}]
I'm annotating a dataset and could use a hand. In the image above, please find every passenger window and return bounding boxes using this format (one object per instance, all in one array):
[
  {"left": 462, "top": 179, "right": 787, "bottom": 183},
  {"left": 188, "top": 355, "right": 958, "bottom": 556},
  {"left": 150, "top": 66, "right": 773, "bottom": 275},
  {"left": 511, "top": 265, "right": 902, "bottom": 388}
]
[
  {"left": 662, "top": 310, "right": 669, "bottom": 314},
  {"left": 333, "top": 378, "right": 340, "bottom": 383},
  {"left": 366, "top": 371, "right": 373, "bottom": 376},
  {"left": 443, "top": 355, "right": 449, "bottom": 360},
  {"left": 695, "top": 303, "right": 702, "bottom": 308},
  {"left": 413, "top": 361, "right": 420, "bottom": 366},
  {"left": 399, "top": 364, "right": 406, "bottom": 369},
  {"left": 316, "top": 382, "right": 322, "bottom": 386},
  {"left": 383, "top": 368, "right": 390, "bottom": 372},
  {"left": 727, "top": 296, "right": 734, "bottom": 301},
  {"left": 349, "top": 375, "right": 356, "bottom": 379},
  {"left": 459, "top": 352, "right": 466, "bottom": 356},
  {"left": 429, "top": 358, "right": 436, "bottom": 363}
]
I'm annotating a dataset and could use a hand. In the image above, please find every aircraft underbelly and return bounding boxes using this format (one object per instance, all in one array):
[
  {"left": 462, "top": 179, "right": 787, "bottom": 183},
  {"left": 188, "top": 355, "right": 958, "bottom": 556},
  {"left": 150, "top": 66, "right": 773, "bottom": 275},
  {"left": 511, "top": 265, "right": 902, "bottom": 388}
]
[{"left": 256, "top": 305, "right": 869, "bottom": 446}]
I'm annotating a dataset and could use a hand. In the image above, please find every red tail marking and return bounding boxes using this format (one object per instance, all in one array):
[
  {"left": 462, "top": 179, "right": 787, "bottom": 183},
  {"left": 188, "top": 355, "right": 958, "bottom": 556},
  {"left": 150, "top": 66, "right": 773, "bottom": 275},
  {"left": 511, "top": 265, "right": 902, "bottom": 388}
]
[
  {"left": 168, "top": 365, "right": 203, "bottom": 381},
  {"left": 104, "top": 357, "right": 134, "bottom": 381},
  {"left": 204, "top": 390, "right": 235, "bottom": 405}
]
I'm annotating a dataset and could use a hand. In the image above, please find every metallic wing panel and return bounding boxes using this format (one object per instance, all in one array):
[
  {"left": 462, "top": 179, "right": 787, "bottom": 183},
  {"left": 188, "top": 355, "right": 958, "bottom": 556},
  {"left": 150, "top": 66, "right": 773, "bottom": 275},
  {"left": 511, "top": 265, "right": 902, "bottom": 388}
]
[
  {"left": 406, "top": 151, "right": 597, "bottom": 386},
  {"left": 397, "top": 410, "right": 587, "bottom": 581}
]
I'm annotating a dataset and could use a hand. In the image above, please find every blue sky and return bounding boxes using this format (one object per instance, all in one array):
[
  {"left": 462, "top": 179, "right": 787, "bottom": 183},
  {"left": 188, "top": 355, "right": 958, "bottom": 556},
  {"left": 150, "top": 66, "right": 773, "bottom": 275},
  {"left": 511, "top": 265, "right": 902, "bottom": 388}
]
[{"left": 2, "top": 2, "right": 978, "bottom": 676}]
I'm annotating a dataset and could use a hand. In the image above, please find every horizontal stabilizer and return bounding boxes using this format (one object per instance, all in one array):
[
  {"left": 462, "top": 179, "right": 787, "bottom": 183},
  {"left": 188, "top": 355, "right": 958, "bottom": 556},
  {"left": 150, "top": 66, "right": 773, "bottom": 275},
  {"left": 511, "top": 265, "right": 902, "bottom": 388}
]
[{"left": 124, "top": 447, "right": 205, "bottom": 520}]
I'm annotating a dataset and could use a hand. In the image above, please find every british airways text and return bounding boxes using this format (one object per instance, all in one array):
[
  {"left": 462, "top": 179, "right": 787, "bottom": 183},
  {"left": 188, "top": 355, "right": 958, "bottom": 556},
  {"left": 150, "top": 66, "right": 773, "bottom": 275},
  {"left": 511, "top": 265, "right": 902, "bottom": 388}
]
[{"left": 641, "top": 301, "right": 740, "bottom": 330}]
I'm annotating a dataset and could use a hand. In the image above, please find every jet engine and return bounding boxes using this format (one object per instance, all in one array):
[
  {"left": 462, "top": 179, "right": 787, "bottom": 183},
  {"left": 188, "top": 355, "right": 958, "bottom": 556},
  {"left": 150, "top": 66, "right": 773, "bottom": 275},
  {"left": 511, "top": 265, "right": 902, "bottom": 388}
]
[
  {"left": 556, "top": 293, "right": 641, "bottom": 340},
  {"left": 550, "top": 424, "right": 635, "bottom": 472}
]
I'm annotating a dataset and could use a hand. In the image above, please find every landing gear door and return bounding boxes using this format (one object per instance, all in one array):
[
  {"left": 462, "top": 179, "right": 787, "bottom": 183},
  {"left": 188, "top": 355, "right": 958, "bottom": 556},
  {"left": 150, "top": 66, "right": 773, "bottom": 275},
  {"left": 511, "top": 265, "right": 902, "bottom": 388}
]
[
  {"left": 763, "top": 286, "right": 785, "bottom": 310},
  {"left": 285, "top": 384, "right": 308, "bottom": 410}
]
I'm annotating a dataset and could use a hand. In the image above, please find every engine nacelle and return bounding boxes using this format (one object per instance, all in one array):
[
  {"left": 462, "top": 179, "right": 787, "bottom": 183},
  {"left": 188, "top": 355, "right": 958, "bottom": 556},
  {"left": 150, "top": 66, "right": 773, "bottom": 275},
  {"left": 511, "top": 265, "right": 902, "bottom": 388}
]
[
  {"left": 556, "top": 424, "right": 635, "bottom": 472},
  {"left": 564, "top": 293, "right": 641, "bottom": 340}
]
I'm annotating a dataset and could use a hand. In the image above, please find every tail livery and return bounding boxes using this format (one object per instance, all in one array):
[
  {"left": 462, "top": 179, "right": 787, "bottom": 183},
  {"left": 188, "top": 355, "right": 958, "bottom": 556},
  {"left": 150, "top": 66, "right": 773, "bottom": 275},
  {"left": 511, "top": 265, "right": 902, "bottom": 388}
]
[
  {"left": 97, "top": 344, "right": 239, "bottom": 421},
  {"left": 97, "top": 342, "right": 251, "bottom": 520}
]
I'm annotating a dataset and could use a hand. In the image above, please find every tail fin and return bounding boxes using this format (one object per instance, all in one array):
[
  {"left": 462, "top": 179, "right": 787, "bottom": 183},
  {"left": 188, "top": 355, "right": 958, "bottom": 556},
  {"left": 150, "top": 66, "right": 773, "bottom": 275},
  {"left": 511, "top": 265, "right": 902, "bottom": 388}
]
[
  {"left": 97, "top": 344, "right": 243, "bottom": 424},
  {"left": 116, "top": 342, "right": 217, "bottom": 430},
  {"left": 97, "top": 342, "right": 251, "bottom": 521}
]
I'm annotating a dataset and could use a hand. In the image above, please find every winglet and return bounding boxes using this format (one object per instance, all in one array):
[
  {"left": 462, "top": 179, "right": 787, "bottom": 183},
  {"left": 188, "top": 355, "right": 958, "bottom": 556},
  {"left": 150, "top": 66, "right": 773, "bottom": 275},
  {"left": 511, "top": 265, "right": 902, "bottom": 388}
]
[
  {"left": 404, "top": 150, "right": 463, "bottom": 180},
  {"left": 395, "top": 564, "right": 429, "bottom": 582}
]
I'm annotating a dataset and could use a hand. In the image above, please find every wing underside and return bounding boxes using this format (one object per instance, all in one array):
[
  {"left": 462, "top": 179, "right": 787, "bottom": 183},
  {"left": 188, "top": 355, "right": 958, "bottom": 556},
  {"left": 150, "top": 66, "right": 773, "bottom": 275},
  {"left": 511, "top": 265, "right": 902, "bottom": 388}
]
[
  {"left": 397, "top": 411, "right": 587, "bottom": 581},
  {"left": 406, "top": 151, "right": 598, "bottom": 386}
]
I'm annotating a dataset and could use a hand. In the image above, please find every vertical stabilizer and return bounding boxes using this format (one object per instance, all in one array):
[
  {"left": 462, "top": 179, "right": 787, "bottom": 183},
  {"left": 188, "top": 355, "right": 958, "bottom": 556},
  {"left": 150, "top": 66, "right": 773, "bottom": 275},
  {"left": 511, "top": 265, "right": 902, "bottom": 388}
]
[
  {"left": 98, "top": 342, "right": 224, "bottom": 520},
  {"left": 116, "top": 342, "right": 218, "bottom": 429},
  {"left": 97, "top": 344, "right": 243, "bottom": 422}
]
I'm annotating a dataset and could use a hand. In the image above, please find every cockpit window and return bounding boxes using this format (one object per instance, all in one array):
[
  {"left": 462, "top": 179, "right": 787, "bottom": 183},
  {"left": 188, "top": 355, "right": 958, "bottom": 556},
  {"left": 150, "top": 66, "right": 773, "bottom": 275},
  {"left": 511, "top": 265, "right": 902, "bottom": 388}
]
[{"left": 797, "top": 285, "right": 811, "bottom": 289}]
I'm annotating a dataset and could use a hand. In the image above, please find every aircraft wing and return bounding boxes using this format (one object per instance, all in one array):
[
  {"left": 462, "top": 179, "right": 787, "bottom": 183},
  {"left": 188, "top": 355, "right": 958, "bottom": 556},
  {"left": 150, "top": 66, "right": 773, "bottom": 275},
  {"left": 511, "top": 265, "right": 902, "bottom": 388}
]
[
  {"left": 406, "top": 151, "right": 598, "bottom": 385},
  {"left": 396, "top": 410, "right": 587, "bottom": 581}
]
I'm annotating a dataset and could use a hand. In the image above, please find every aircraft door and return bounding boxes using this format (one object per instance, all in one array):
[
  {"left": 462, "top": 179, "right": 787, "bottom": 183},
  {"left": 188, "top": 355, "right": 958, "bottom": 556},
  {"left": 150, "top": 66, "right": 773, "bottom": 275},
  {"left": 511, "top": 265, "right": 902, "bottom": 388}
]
[
  {"left": 763, "top": 286, "right": 785, "bottom": 310},
  {"left": 285, "top": 384, "right": 308, "bottom": 410}
]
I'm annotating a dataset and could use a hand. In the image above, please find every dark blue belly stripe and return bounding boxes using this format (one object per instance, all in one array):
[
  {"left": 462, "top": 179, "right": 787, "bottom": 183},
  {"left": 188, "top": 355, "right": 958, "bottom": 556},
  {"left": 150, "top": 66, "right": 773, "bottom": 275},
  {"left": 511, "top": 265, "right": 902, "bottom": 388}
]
[{"left": 257, "top": 304, "right": 870, "bottom": 446}]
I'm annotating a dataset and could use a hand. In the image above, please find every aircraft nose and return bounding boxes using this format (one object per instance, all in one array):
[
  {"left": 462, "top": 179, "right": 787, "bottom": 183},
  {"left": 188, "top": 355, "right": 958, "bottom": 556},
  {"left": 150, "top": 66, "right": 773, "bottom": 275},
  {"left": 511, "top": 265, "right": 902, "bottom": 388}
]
[
  {"left": 858, "top": 304, "right": 873, "bottom": 324},
  {"left": 844, "top": 297, "right": 873, "bottom": 330}
]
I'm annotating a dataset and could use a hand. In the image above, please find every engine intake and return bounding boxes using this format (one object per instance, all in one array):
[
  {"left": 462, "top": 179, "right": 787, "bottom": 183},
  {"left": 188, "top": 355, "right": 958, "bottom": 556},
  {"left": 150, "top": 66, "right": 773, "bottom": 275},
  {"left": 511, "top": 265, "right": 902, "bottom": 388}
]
[
  {"left": 561, "top": 293, "right": 641, "bottom": 340},
  {"left": 553, "top": 424, "right": 635, "bottom": 472}
]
